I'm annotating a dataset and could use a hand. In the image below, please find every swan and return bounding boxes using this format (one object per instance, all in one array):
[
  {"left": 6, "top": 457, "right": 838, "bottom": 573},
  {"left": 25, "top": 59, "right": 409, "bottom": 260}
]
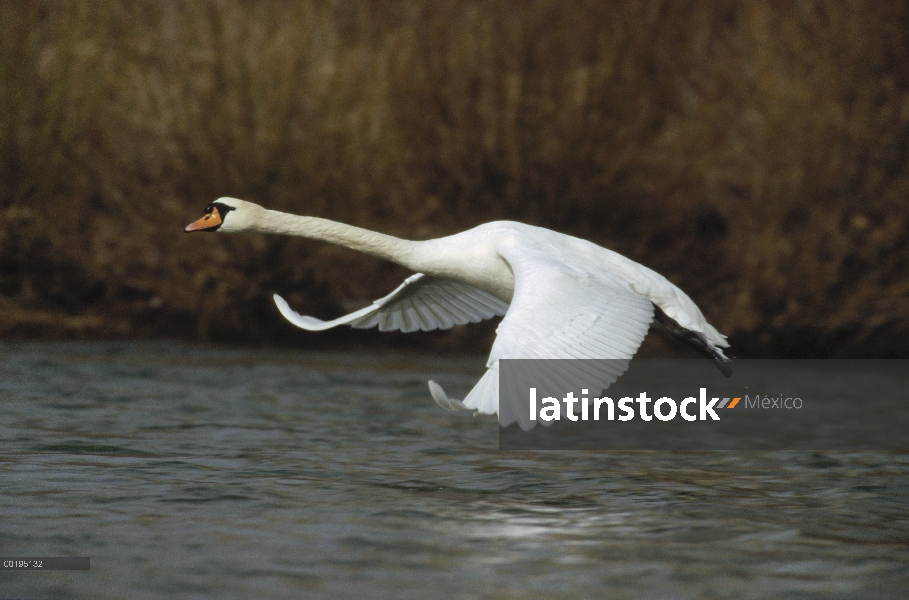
[{"left": 185, "top": 198, "right": 731, "bottom": 422}]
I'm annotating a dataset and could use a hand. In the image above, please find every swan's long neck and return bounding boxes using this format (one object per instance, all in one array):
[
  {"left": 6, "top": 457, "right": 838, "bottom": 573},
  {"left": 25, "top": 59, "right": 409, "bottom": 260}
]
[{"left": 253, "top": 210, "right": 420, "bottom": 267}]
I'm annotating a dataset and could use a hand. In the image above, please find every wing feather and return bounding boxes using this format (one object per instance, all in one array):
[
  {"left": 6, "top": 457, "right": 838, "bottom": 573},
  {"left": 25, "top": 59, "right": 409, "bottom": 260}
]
[
  {"left": 410, "top": 297, "right": 439, "bottom": 331},
  {"left": 433, "top": 288, "right": 480, "bottom": 322},
  {"left": 420, "top": 298, "right": 456, "bottom": 330},
  {"left": 273, "top": 273, "right": 508, "bottom": 333},
  {"left": 275, "top": 250, "right": 657, "bottom": 423},
  {"left": 452, "top": 248, "right": 655, "bottom": 420}
]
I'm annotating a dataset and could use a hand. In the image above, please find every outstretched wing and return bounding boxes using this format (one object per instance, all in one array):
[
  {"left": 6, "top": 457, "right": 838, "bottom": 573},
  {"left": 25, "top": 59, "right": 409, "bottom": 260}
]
[
  {"left": 274, "top": 273, "right": 508, "bottom": 333},
  {"left": 488, "top": 249, "right": 654, "bottom": 362},
  {"left": 433, "top": 248, "right": 655, "bottom": 427}
]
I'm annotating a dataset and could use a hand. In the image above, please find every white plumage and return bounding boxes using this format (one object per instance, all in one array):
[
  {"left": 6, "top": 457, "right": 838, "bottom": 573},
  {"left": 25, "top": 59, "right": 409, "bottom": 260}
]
[
  {"left": 186, "top": 197, "right": 731, "bottom": 420},
  {"left": 274, "top": 274, "right": 508, "bottom": 332}
]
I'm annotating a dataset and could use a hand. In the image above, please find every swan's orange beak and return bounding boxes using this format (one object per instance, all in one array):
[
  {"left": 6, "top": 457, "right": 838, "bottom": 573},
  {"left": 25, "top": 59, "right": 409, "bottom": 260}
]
[{"left": 184, "top": 207, "right": 222, "bottom": 232}]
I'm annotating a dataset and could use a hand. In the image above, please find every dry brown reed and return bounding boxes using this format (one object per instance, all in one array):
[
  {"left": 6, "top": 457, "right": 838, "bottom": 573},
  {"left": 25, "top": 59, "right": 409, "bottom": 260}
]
[{"left": 1, "top": 0, "right": 908, "bottom": 356}]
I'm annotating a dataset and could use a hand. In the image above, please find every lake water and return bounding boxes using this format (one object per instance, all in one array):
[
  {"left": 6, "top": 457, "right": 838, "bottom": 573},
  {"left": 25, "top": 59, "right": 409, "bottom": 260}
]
[{"left": 1, "top": 342, "right": 907, "bottom": 599}]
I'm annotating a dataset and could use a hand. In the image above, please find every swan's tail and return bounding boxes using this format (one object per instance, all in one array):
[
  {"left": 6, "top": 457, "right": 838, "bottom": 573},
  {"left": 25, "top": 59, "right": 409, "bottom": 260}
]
[{"left": 654, "top": 306, "right": 733, "bottom": 377}]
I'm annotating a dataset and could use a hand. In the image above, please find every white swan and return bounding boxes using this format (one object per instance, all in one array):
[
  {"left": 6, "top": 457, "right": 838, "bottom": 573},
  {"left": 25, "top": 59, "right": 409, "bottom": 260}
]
[{"left": 185, "top": 198, "right": 731, "bottom": 421}]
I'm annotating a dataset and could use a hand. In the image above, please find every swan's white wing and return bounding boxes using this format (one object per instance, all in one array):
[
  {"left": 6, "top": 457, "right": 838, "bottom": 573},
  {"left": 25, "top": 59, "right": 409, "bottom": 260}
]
[
  {"left": 447, "top": 248, "right": 655, "bottom": 425},
  {"left": 488, "top": 249, "right": 654, "bottom": 362},
  {"left": 274, "top": 273, "right": 508, "bottom": 333}
]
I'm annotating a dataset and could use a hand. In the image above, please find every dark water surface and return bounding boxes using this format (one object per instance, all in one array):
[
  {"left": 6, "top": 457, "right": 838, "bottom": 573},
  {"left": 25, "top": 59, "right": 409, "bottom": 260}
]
[{"left": 1, "top": 342, "right": 907, "bottom": 599}]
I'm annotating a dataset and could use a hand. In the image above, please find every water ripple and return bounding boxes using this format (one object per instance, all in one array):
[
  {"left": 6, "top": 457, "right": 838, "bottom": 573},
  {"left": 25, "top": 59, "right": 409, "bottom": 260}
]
[{"left": 1, "top": 342, "right": 907, "bottom": 599}]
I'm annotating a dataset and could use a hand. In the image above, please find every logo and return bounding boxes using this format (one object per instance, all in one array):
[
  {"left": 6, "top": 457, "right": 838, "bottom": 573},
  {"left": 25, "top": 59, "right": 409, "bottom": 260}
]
[{"left": 528, "top": 387, "right": 745, "bottom": 423}]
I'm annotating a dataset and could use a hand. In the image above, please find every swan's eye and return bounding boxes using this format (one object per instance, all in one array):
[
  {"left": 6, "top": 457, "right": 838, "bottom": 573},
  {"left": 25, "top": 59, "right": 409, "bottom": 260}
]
[{"left": 211, "top": 202, "right": 236, "bottom": 217}]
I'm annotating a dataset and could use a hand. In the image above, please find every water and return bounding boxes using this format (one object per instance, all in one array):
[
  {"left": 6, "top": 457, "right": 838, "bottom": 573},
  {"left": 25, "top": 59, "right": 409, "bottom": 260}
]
[{"left": 1, "top": 342, "right": 907, "bottom": 599}]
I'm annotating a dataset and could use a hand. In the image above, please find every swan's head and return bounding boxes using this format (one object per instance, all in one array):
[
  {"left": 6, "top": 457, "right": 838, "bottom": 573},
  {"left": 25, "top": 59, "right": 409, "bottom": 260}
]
[{"left": 184, "top": 197, "right": 265, "bottom": 233}]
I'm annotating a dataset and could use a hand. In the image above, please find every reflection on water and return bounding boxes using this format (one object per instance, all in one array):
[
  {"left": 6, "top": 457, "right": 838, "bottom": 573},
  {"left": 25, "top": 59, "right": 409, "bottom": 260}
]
[{"left": 1, "top": 342, "right": 907, "bottom": 599}]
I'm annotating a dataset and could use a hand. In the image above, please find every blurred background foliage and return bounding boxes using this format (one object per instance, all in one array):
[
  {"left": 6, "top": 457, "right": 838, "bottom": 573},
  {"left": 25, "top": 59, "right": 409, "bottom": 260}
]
[{"left": 1, "top": 0, "right": 907, "bottom": 356}]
